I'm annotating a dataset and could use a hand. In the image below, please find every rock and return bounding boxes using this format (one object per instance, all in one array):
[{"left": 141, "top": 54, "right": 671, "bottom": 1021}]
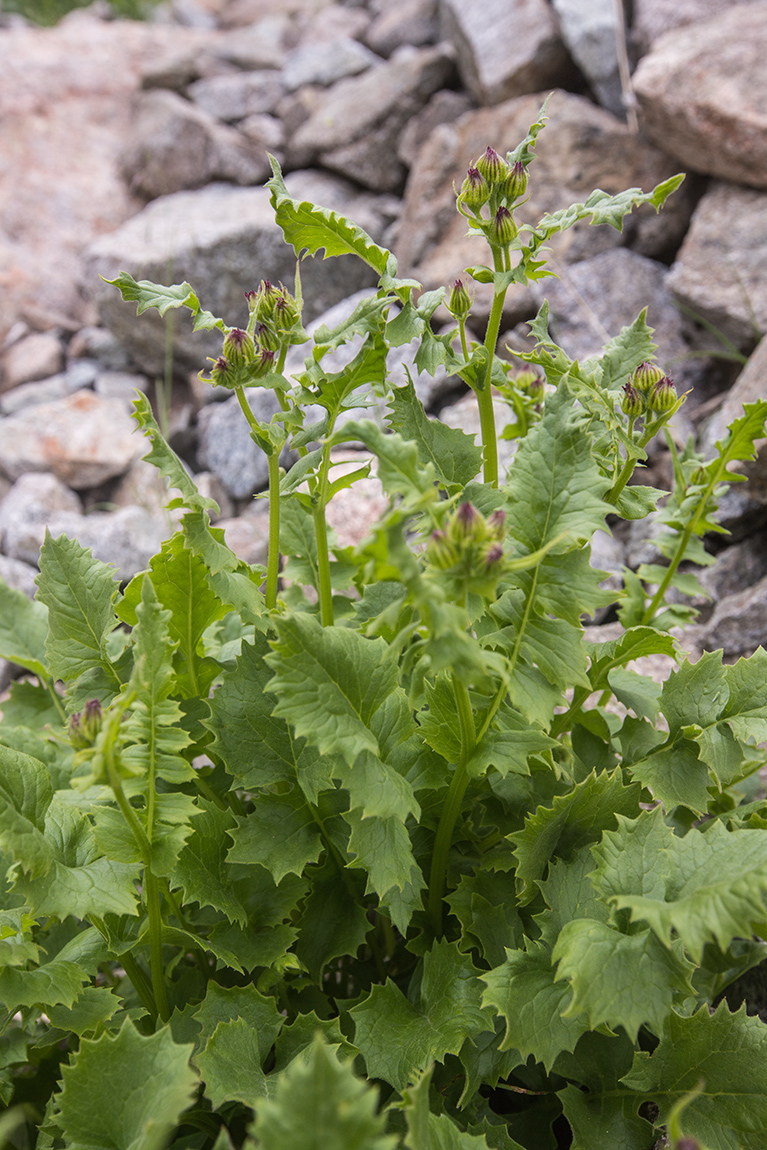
[
  {"left": 700, "top": 337, "right": 767, "bottom": 456},
  {"left": 699, "top": 535, "right": 767, "bottom": 604},
  {"left": 0, "top": 554, "right": 39, "bottom": 598},
  {"left": 325, "top": 451, "right": 388, "bottom": 547},
  {"left": 397, "top": 90, "right": 696, "bottom": 317},
  {"left": 0, "top": 17, "right": 212, "bottom": 344},
  {"left": 550, "top": 0, "right": 623, "bottom": 115},
  {"left": 667, "top": 183, "right": 767, "bottom": 355},
  {"left": 192, "top": 471, "right": 234, "bottom": 520},
  {"left": 86, "top": 171, "right": 389, "bottom": 377},
  {"left": 632, "top": 2, "right": 767, "bottom": 188},
  {"left": 0, "top": 472, "right": 82, "bottom": 564},
  {"left": 93, "top": 371, "right": 150, "bottom": 404},
  {"left": 439, "top": 0, "right": 570, "bottom": 106},
  {"left": 283, "top": 37, "right": 379, "bottom": 92},
  {"left": 187, "top": 69, "right": 284, "bottom": 122},
  {"left": 288, "top": 44, "right": 455, "bottom": 191},
  {"left": 42, "top": 505, "right": 172, "bottom": 581},
  {"left": 694, "top": 573, "right": 767, "bottom": 659},
  {"left": 291, "top": 3, "right": 371, "bottom": 48},
  {"left": 208, "top": 14, "right": 291, "bottom": 69},
  {"left": 111, "top": 455, "right": 183, "bottom": 521},
  {"left": 217, "top": 502, "right": 270, "bottom": 565},
  {"left": 120, "top": 89, "right": 270, "bottom": 200},
  {"left": 238, "top": 112, "right": 285, "bottom": 156},
  {"left": 67, "top": 327, "right": 135, "bottom": 371},
  {"left": 1, "top": 331, "right": 64, "bottom": 390},
  {"left": 196, "top": 387, "right": 285, "bottom": 498},
  {"left": 0, "top": 390, "right": 142, "bottom": 489},
  {"left": 536, "top": 248, "right": 706, "bottom": 400},
  {"left": 632, "top": 0, "right": 761, "bottom": 50},
  {"left": 0, "top": 360, "right": 98, "bottom": 416},
  {"left": 365, "top": 0, "right": 437, "bottom": 58},
  {"left": 397, "top": 88, "right": 474, "bottom": 167}
]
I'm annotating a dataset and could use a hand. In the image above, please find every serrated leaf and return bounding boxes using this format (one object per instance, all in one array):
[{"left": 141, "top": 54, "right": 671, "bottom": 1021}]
[
  {"left": 621, "top": 1003, "right": 767, "bottom": 1150},
  {"left": 171, "top": 801, "right": 247, "bottom": 926},
  {"left": 36, "top": 532, "right": 122, "bottom": 693},
  {"left": 487, "top": 587, "right": 590, "bottom": 694},
  {"left": 552, "top": 919, "right": 694, "bottom": 1040},
  {"left": 194, "top": 982, "right": 284, "bottom": 1056},
  {"left": 0, "top": 580, "right": 49, "bottom": 678},
  {"left": 532, "top": 177, "right": 684, "bottom": 240},
  {"left": 251, "top": 1033, "right": 395, "bottom": 1150},
  {"left": 58, "top": 1020, "right": 198, "bottom": 1150},
  {"left": 447, "top": 870, "right": 524, "bottom": 968},
  {"left": 106, "top": 271, "right": 219, "bottom": 323},
  {"left": 267, "top": 155, "right": 391, "bottom": 275},
  {"left": 228, "top": 790, "right": 323, "bottom": 882},
  {"left": 480, "top": 940, "right": 590, "bottom": 1072},
  {"left": 182, "top": 508, "right": 265, "bottom": 625},
  {"left": 509, "top": 770, "right": 641, "bottom": 903},
  {"left": 336, "top": 421, "right": 436, "bottom": 509},
  {"left": 294, "top": 858, "right": 369, "bottom": 981},
  {"left": 196, "top": 1018, "right": 268, "bottom": 1110},
  {"left": 554, "top": 1032, "right": 654, "bottom": 1150},
  {"left": 535, "top": 848, "right": 613, "bottom": 947},
  {"left": 47, "top": 985, "right": 121, "bottom": 1036},
  {"left": 273, "top": 1012, "right": 357, "bottom": 1074},
  {"left": 594, "top": 309, "right": 657, "bottom": 393},
  {"left": 344, "top": 806, "right": 422, "bottom": 900},
  {"left": 132, "top": 394, "right": 219, "bottom": 515},
  {"left": 0, "top": 957, "right": 87, "bottom": 1011},
  {"left": 592, "top": 810, "right": 767, "bottom": 962},
  {"left": 0, "top": 746, "right": 54, "bottom": 878},
  {"left": 404, "top": 1066, "right": 502, "bottom": 1150},
  {"left": 351, "top": 941, "right": 490, "bottom": 1092},
  {"left": 387, "top": 380, "right": 482, "bottom": 493}
]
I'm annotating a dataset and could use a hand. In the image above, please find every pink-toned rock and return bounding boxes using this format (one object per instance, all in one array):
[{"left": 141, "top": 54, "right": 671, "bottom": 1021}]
[
  {"left": 632, "top": 0, "right": 762, "bottom": 50},
  {"left": 632, "top": 2, "right": 767, "bottom": 188},
  {"left": 325, "top": 453, "right": 388, "bottom": 548},
  {"left": 217, "top": 504, "right": 270, "bottom": 565},
  {"left": 0, "top": 389, "right": 142, "bottom": 489},
  {"left": 1, "top": 331, "right": 63, "bottom": 390}
]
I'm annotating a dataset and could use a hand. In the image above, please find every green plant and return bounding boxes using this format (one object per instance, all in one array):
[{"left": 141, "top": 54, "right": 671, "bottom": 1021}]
[{"left": 2, "top": 103, "right": 767, "bottom": 1150}]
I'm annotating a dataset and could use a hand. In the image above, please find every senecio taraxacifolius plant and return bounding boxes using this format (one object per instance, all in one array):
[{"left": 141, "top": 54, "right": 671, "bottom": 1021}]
[{"left": 1, "top": 100, "right": 767, "bottom": 1150}]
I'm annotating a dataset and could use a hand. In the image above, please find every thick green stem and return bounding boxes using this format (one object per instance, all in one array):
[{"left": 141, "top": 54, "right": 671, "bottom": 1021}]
[
  {"left": 120, "top": 953, "right": 158, "bottom": 1018},
  {"left": 427, "top": 678, "right": 476, "bottom": 936},
  {"left": 475, "top": 246, "right": 509, "bottom": 487},
  {"left": 312, "top": 442, "right": 335, "bottom": 626},
  {"left": 144, "top": 869, "right": 170, "bottom": 1022},
  {"left": 266, "top": 450, "right": 281, "bottom": 609}
]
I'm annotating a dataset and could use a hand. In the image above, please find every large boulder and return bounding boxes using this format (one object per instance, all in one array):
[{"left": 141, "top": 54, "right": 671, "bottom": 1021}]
[
  {"left": 632, "top": 2, "right": 767, "bottom": 187},
  {"left": 550, "top": 0, "right": 622, "bottom": 115},
  {"left": 85, "top": 170, "right": 396, "bottom": 377}
]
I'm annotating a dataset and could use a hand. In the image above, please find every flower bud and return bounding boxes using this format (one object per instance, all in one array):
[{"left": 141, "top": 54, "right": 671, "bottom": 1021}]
[
  {"left": 249, "top": 279, "right": 280, "bottom": 324},
  {"left": 647, "top": 374, "right": 677, "bottom": 413},
  {"left": 223, "top": 327, "right": 255, "bottom": 368},
  {"left": 515, "top": 368, "right": 543, "bottom": 397},
  {"left": 446, "top": 278, "right": 472, "bottom": 323},
  {"left": 272, "top": 291, "right": 301, "bottom": 336},
  {"left": 487, "top": 509, "right": 506, "bottom": 540},
  {"left": 210, "top": 355, "right": 235, "bottom": 389},
  {"left": 426, "top": 529, "right": 457, "bottom": 569},
  {"left": 631, "top": 361, "right": 666, "bottom": 398},
  {"left": 69, "top": 698, "right": 102, "bottom": 750},
  {"left": 501, "top": 160, "right": 528, "bottom": 203},
  {"left": 491, "top": 205, "right": 516, "bottom": 248},
  {"left": 621, "top": 381, "right": 644, "bottom": 418},
  {"left": 450, "top": 502, "right": 484, "bottom": 544},
  {"left": 255, "top": 323, "right": 281, "bottom": 353},
  {"left": 459, "top": 166, "right": 490, "bottom": 212},
  {"left": 475, "top": 146, "right": 508, "bottom": 188},
  {"left": 483, "top": 542, "right": 504, "bottom": 569}
]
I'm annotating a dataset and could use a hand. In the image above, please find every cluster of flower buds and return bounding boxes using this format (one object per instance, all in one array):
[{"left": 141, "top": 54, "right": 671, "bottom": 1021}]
[
  {"left": 456, "top": 145, "right": 529, "bottom": 249},
  {"left": 246, "top": 279, "right": 301, "bottom": 341},
  {"left": 426, "top": 502, "right": 507, "bottom": 598},
  {"left": 205, "top": 280, "right": 303, "bottom": 391},
  {"left": 513, "top": 367, "right": 545, "bottom": 402},
  {"left": 621, "top": 361, "right": 677, "bottom": 419},
  {"left": 68, "top": 698, "right": 102, "bottom": 751}
]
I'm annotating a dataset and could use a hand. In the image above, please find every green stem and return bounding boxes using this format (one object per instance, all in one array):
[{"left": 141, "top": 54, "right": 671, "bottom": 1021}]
[
  {"left": 266, "top": 451, "right": 281, "bottom": 609},
  {"left": 144, "top": 870, "right": 170, "bottom": 1022},
  {"left": 427, "top": 677, "right": 476, "bottom": 936},
  {"left": 605, "top": 418, "right": 663, "bottom": 506},
  {"left": 42, "top": 675, "right": 67, "bottom": 724},
  {"left": 312, "top": 441, "right": 335, "bottom": 627},
  {"left": 475, "top": 246, "right": 509, "bottom": 487},
  {"left": 121, "top": 953, "right": 158, "bottom": 1019}
]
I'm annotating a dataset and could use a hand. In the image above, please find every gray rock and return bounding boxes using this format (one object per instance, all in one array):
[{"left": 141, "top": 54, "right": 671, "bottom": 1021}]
[
  {"left": 0, "top": 390, "right": 142, "bottom": 489},
  {"left": 93, "top": 371, "right": 149, "bottom": 405},
  {"left": 188, "top": 70, "right": 284, "bottom": 122},
  {"left": 0, "top": 472, "right": 82, "bottom": 564},
  {"left": 439, "top": 0, "right": 570, "bottom": 106},
  {"left": 365, "top": 0, "right": 437, "bottom": 58},
  {"left": 2, "top": 331, "right": 64, "bottom": 390},
  {"left": 67, "top": 327, "right": 135, "bottom": 371},
  {"left": 192, "top": 471, "right": 235, "bottom": 521},
  {"left": 41, "top": 505, "right": 172, "bottom": 581},
  {"left": 283, "top": 37, "right": 379, "bottom": 91},
  {"left": 397, "top": 90, "right": 696, "bottom": 318},
  {"left": 700, "top": 337, "right": 767, "bottom": 457},
  {"left": 0, "top": 360, "right": 98, "bottom": 416},
  {"left": 217, "top": 502, "right": 270, "bottom": 565},
  {"left": 324, "top": 451, "right": 388, "bottom": 547},
  {"left": 397, "top": 88, "right": 474, "bottom": 168},
  {"left": 632, "top": 2, "right": 767, "bottom": 188},
  {"left": 667, "top": 182, "right": 767, "bottom": 355},
  {"left": 699, "top": 536, "right": 767, "bottom": 604},
  {"left": 211, "top": 15, "right": 291, "bottom": 70},
  {"left": 119, "top": 89, "right": 270, "bottom": 200},
  {"left": 537, "top": 247, "right": 706, "bottom": 400},
  {"left": 238, "top": 112, "right": 285, "bottom": 155},
  {"left": 550, "top": 0, "right": 623, "bottom": 115},
  {"left": 289, "top": 44, "right": 455, "bottom": 190},
  {"left": 86, "top": 172, "right": 388, "bottom": 378},
  {"left": 112, "top": 456, "right": 184, "bottom": 523},
  {"left": 632, "top": 0, "right": 762, "bottom": 50},
  {"left": 694, "top": 573, "right": 767, "bottom": 659},
  {"left": 196, "top": 387, "right": 285, "bottom": 498},
  {"left": 0, "top": 554, "right": 39, "bottom": 598}
]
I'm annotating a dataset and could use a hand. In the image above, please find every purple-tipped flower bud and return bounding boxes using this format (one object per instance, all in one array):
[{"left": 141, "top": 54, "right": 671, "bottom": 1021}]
[
  {"left": 501, "top": 160, "right": 528, "bottom": 203},
  {"left": 426, "top": 529, "right": 456, "bottom": 569},
  {"left": 250, "top": 279, "right": 279, "bottom": 323},
  {"left": 253, "top": 347, "right": 276, "bottom": 378},
  {"left": 459, "top": 166, "right": 490, "bottom": 212},
  {"left": 454, "top": 501, "right": 482, "bottom": 539},
  {"left": 491, "top": 205, "right": 516, "bottom": 248},
  {"left": 647, "top": 374, "right": 677, "bottom": 413},
  {"left": 69, "top": 698, "right": 102, "bottom": 750},
  {"left": 631, "top": 361, "right": 666, "bottom": 398},
  {"left": 447, "top": 278, "right": 472, "bottom": 322},
  {"left": 621, "top": 381, "right": 644, "bottom": 418},
  {"left": 487, "top": 509, "right": 506, "bottom": 539},
  {"left": 210, "top": 355, "right": 235, "bottom": 389},
  {"left": 483, "top": 542, "right": 504, "bottom": 568},
  {"left": 475, "top": 146, "right": 508, "bottom": 188},
  {"left": 272, "top": 290, "right": 301, "bottom": 336},
  {"left": 223, "top": 327, "right": 255, "bottom": 368},
  {"left": 255, "top": 323, "right": 281, "bottom": 353}
]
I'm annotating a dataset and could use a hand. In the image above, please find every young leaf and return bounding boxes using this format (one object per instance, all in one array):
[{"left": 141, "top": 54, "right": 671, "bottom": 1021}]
[
  {"left": 387, "top": 379, "right": 483, "bottom": 493},
  {"left": 105, "top": 272, "right": 223, "bottom": 329},
  {"left": 193, "top": 982, "right": 284, "bottom": 1058},
  {"left": 36, "top": 532, "right": 122, "bottom": 696},
  {"left": 228, "top": 790, "right": 324, "bottom": 883},
  {"left": 0, "top": 581, "right": 49, "bottom": 679},
  {"left": 171, "top": 801, "right": 248, "bottom": 926},
  {"left": 250, "top": 1033, "right": 395, "bottom": 1150},
  {"left": 293, "top": 858, "right": 369, "bottom": 981},
  {"left": 621, "top": 1003, "right": 767, "bottom": 1149},
  {"left": 335, "top": 421, "right": 437, "bottom": 509},
  {"left": 267, "top": 155, "right": 391, "bottom": 276},
  {"left": 196, "top": 1018, "right": 268, "bottom": 1110},
  {"left": 181, "top": 509, "right": 265, "bottom": 625},
  {"left": 132, "top": 394, "right": 219, "bottom": 516},
  {"left": 0, "top": 957, "right": 87, "bottom": 1012},
  {"left": 46, "top": 985, "right": 121, "bottom": 1037},
  {"left": 57, "top": 1020, "right": 198, "bottom": 1150},
  {"left": 351, "top": 941, "right": 490, "bottom": 1092}
]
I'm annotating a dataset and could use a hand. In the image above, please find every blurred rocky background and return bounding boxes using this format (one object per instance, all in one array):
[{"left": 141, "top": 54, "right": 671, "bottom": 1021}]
[{"left": 1, "top": 0, "right": 766, "bottom": 689}]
